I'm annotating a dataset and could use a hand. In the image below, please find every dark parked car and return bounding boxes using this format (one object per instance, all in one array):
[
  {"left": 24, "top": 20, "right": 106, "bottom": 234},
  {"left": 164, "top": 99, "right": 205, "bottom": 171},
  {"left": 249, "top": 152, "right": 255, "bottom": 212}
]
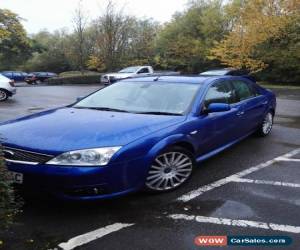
[
  {"left": 1, "top": 71, "right": 28, "bottom": 81},
  {"left": 25, "top": 72, "right": 57, "bottom": 84},
  {"left": 0, "top": 75, "right": 276, "bottom": 201},
  {"left": 199, "top": 68, "right": 256, "bottom": 82}
]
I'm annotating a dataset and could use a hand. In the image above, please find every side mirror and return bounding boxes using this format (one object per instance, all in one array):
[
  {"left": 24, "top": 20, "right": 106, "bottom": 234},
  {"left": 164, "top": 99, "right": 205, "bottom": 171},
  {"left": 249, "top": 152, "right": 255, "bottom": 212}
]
[
  {"left": 206, "top": 103, "right": 231, "bottom": 113},
  {"left": 76, "top": 96, "right": 85, "bottom": 102}
]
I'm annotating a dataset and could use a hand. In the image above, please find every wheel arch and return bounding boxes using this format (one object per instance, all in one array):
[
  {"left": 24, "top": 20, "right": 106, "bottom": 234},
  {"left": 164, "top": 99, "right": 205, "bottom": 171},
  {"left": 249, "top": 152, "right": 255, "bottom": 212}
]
[
  {"left": 148, "top": 134, "right": 196, "bottom": 161},
  {"left": 269, "top": 108, "right": 275, "bottom": 116}
]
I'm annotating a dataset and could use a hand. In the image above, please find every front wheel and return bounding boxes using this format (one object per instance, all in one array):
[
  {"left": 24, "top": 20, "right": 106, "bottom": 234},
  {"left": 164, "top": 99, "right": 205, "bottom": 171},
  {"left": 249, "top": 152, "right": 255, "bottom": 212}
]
[
  {"left": 257, "top": 111, "right": 274, "bottom": 136},
  {"left": 0, "top": 89, "right": 8, "bottom": 101},
  {"left": 145, "top": 147, "right": 195, "bottom": 192}
]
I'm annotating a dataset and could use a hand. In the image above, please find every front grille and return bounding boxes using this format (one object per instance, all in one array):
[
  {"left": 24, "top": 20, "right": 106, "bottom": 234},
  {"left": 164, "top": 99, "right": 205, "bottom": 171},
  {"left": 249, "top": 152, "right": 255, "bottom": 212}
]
[{"left": 2, "top": 146, "right": 53, "bottom": 164}]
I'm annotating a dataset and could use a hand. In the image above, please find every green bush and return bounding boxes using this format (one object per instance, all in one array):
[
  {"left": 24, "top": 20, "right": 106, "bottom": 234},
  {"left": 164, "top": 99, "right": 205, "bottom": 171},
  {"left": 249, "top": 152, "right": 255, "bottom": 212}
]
[
  {"left": 45, "top": 74, "right": 102, "bottom": 85},
  {"left": 0, "top": 149, "right": 23, "bottom": 231}
]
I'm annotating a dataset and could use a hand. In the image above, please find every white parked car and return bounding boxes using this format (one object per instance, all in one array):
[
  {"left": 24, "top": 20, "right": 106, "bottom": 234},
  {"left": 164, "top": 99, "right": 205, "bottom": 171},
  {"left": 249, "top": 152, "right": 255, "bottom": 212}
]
[
  {"left": 101, "top": 66, "right": 154, "bottom": 85},
  {"left": 0, "top": 74, "right": 16, "bottom": 101}
]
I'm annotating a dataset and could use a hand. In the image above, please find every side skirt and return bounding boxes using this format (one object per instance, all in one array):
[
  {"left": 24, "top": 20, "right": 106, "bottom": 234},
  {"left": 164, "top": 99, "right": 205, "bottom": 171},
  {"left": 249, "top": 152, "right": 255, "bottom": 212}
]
[{"left": 195, "top": 130, "right": 256, "bottom": 164}]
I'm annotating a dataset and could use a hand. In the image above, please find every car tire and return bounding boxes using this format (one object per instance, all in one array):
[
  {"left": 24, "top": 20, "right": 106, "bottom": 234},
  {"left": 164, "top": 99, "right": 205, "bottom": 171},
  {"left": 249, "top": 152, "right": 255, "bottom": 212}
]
[
  {"left": 257, "top": 111, "right": 274, "bottom": 137},
  {"left": 144, "top": 146, "right": 195, "bottom": 193},
  {"left": 0, "top": 89, "right": 8, "bottom": 101}
]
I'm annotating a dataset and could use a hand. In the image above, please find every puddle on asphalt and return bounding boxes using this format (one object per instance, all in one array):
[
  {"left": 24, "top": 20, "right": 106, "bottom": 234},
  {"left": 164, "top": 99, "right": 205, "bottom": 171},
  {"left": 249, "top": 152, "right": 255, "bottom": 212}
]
[
  {"left": 167, "top": 199, "right": 255, "bottom": 219},
  {"left": 209, "top": 200, "right": 255, "bottom": 218},
  {"left": 27, "top": 107, "right": 45, "bottom": 111}
]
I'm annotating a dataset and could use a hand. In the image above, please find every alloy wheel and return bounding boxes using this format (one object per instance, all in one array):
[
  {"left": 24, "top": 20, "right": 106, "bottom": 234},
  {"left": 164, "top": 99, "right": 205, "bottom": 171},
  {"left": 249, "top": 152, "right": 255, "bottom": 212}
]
[
  {"left": 145, "top": 151, "right": 193, "bottom": 191},
  {"left": 262, "top": 112, "right": 273, "bottom": 135}
]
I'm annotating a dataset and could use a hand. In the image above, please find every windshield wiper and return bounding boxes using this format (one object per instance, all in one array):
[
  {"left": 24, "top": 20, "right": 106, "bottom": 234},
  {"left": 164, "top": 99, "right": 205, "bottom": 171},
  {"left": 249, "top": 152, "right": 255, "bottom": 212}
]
[
  {"left": 74, "top": 106, "right": 130, "bottom": 113},
  {"left": 136, "top": 111, "right": 182, "bottom": 116}
]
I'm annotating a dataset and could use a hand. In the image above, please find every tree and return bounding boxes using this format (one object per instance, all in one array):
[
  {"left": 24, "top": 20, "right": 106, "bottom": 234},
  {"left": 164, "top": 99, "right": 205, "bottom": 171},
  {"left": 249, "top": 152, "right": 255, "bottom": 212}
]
[
  {"left": 125, "top": 19, "right": 160, "bottom": 66},
  {"left": 210, "top": 0, "right": 300, "bottom": 73},
  {"left": 0, "top": 9, "right": 31, "bottom": 70},
  {"left": 71, "top": 0, "right": 89, "bottom": 73},
  {"left": 23, "top": 30, "right": 71, "bottom": 73},
  {"left": 255, "top": 14, "right": 300, "bottom": 83},
  {"left": 87, "top": 1, "right": 136, "bottom": 71},
  {"left": 155, "top": 0, "right": 227, "bottom": 73}
]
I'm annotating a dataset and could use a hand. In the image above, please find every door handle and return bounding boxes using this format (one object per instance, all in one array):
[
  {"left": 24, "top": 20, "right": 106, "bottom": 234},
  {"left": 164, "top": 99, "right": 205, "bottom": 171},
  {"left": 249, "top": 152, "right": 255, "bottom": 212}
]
[
  {"left": 236, "top": 111, "right": 245, "bottom": 116},
  {"left": 255, "top": 101, "right": 268, "bottom": 109}
]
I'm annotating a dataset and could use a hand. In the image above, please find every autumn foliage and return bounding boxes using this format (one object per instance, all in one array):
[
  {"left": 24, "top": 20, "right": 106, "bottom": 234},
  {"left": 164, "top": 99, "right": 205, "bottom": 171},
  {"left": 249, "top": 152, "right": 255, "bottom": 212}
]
[{"left": 210, "top": 0, "right": 300, "bottom": 73}]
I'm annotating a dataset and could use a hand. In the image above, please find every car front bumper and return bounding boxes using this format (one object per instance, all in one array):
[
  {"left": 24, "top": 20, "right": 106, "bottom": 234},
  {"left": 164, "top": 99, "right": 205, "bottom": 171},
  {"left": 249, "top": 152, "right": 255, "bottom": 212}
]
[{"left": 5, "top": 156, "right": 151, "bottom": 201}]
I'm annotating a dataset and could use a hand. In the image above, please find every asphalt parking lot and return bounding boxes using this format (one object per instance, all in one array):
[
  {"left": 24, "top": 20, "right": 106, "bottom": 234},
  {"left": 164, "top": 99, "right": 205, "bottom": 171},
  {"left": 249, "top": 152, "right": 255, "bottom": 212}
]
[{"left": 0, "top": 83, "right": 300, "bottom": 250}]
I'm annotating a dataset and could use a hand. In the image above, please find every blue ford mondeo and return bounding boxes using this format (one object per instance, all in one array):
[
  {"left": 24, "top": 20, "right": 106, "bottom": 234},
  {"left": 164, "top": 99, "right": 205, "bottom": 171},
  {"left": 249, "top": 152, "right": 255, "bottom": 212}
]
[{"left": 0, "top": 76, "right": 276, "bottom": 200}]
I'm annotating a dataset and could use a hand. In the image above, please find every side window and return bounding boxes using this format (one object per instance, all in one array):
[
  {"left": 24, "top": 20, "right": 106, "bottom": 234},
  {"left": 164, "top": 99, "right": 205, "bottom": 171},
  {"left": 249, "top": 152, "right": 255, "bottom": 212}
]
[
  {"left": 204, "top": 81, "right": 235, "bottom": 107},
  {"left": 248, "top": 83, "right": 259, "bottom": 96},
  {"left": 138, "top": 68, "right": 149, "bottom": 74},
  {"left": 232, "top": 80, "right": 255, "bottom": 101}
]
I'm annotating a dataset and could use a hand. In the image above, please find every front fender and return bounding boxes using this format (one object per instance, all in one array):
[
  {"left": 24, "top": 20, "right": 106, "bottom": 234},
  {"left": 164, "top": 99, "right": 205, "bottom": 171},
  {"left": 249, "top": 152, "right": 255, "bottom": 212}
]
[{"left": 147, "top": 134, "right": 193, "bottom": 163}]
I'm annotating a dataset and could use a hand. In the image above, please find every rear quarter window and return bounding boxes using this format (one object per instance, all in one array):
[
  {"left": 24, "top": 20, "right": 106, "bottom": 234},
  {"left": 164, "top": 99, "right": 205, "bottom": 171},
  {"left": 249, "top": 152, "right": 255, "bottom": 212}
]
[{"left": 232, "top": 80, "right": 256, "bottom": 101}]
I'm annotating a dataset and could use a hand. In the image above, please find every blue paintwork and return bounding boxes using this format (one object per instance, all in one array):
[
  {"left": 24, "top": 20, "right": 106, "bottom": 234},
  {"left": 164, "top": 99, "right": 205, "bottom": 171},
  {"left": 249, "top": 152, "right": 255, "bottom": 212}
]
[{"left": 0, "top": 76, "right": 276, "bottom": 200}]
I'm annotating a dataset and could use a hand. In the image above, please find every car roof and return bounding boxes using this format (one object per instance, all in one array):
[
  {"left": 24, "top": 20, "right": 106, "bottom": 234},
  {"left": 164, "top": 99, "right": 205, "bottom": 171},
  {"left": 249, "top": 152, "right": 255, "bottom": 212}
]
[
  {"left": 121, "top": 75, "right": 209, "bottom": 84},
  {"left": 120, "top": 75, "right": 239, "bottom": 85},
  {"left": 2, "top": 71, "right": 26, "bottom": 73}
]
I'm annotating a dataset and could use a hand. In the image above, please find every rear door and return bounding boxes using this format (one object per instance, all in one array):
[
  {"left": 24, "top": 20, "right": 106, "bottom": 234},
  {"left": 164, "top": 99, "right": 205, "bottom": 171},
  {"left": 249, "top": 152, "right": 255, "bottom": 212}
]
[{"left": 231, "top": 80, "right": 267, "bottom": 134}]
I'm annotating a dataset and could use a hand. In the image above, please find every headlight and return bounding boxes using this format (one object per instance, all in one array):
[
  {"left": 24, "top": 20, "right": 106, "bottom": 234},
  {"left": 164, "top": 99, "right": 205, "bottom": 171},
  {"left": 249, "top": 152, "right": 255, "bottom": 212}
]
[{"left": 46, "top": 147, "right": 121, "bottom": 166}]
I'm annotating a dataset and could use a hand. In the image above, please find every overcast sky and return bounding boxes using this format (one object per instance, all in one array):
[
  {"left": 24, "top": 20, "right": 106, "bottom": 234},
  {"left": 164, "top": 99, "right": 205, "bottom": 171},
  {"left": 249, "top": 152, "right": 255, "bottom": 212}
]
[{"left": 1, "top": 0, "right": 189, "bottom": 34}]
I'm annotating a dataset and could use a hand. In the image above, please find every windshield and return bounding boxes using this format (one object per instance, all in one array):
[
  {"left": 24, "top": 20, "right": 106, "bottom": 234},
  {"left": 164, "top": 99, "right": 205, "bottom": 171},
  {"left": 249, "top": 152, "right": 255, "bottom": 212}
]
[
  {"left": 119, "top": 67, "right": 140, "bottom": 73},
  {"left": 74, "top": 81, "right": 201, "bottom": 115},
  {"left": 0, "top": 74, "right": 9, "bottom": 81}
]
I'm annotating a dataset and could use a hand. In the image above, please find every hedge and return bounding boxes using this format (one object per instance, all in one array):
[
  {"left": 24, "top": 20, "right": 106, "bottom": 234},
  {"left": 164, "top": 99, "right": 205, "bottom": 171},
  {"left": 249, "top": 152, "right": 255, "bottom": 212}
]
[
  {"left": 45, "top": 74, "right": 102, "bottom": 85},
  {"left": 0, "top": 149, "right": 23, "bottom": 231},
  {"left": 59, "top": 71, "right": 100, "bottom": 77}
]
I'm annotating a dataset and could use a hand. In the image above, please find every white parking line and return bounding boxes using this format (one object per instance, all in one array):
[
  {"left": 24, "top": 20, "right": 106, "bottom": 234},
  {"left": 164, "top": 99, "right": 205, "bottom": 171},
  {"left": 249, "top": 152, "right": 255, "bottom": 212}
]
[
  {"left": 177, "top": 148, "right": 300, "bottom": 202},
  {"left": 232, "top": 178, "right": 300, "bottom": 188},
  {"left": 276, "top": 157, "right": 300, "bottom": 162},
  {"left": 168, "top": 214, "right": 300, "bottom": 234},
  {"left": 58, "top": 223, "right": 134, "bottom": 250}
]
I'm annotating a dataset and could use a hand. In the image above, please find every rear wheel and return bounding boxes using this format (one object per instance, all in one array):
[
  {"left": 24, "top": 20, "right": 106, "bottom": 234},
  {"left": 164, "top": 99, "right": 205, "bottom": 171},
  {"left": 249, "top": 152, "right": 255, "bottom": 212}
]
[
  {"left": 0, "top": 89, "right": 8, "bottom": 101},
  {"left": 145, "top": 146, "right": 194, "bottom": 192},
  {"left": 257, "top": 111, "right": 273, "bottom": 136}
]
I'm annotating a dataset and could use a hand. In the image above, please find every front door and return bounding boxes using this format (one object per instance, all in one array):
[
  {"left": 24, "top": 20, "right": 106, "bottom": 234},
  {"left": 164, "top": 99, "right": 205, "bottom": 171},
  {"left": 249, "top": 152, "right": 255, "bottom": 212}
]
[{"left": 195, "top": 80, "right": 243, "bottom": 156}]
